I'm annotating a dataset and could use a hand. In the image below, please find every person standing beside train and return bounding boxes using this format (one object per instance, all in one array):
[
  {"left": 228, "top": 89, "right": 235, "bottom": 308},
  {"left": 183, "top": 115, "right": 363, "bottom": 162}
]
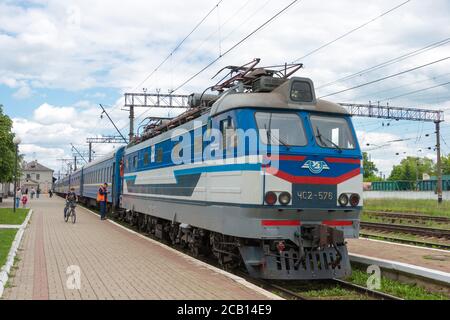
[
  {"left": 97, "top": 183, "right": 108, "bottom": 220},
  {"left": 15, "top": 187, "right": 22, "bottom": 209}
]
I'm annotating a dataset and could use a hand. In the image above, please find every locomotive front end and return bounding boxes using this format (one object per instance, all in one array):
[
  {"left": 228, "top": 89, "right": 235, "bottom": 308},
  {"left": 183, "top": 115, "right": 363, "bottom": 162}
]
[{"left": 236, "top": 78, "right": 363, "bottom": 280}]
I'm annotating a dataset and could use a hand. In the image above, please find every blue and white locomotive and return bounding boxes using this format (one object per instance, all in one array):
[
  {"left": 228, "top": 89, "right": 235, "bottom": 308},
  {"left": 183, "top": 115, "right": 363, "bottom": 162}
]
[{"left": 55, "top": 63, "right": 362, "bottom": 280}]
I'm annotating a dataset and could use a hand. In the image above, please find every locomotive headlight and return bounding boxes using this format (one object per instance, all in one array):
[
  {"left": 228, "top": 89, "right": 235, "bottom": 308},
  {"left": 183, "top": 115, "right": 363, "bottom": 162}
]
[
  {"left": 350, "top": 193, "right": 360, "bottom": 207},
  {"left": 338, "top": 193, "right": 349, "bottom": 206},
  {"left": 278, "top": 192, "right": 291, "bottom": 205},
  {"left": 265, "top": 191, "right": 277, "bottom": 205}
]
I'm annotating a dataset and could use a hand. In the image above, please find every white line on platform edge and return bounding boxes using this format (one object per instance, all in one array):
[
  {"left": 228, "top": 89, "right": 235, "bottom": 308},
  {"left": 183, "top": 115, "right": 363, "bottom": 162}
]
[
  {"left": 0, "top": 208, "right": 33, "bottom": 298},
  {"left": 349, "top": 253, "right": 450, "bottom": 285},
  {"left": 81, "top": 206, "right": 282, "bottom": 300}
]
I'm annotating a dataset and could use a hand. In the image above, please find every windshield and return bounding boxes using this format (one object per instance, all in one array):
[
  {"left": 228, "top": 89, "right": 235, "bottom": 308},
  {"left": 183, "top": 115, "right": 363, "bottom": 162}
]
[
  {"left": 310, "top": 115, "right": 356, "bottom": 149},
  {"left": 255, "top": 112, "right": 307, "bottom": 146}
]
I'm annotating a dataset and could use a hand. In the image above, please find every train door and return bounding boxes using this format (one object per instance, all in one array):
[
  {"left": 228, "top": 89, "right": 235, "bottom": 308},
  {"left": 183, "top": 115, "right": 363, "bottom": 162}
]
[{"left": 205, "top": 112, "right": 242, "bottom": 204}]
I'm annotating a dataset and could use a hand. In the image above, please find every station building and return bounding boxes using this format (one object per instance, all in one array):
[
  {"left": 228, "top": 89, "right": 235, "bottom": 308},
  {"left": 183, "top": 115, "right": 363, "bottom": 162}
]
[{"left": 20, "top": 160, "right": 54, "bottom": 194}]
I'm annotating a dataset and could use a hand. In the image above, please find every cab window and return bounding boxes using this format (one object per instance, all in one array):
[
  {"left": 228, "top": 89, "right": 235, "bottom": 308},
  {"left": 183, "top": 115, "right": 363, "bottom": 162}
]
[
  {"left": 255, "top": 112, "right": 307, "bottom": 146},
  {"left": 310, "top": 115, "right": 355, "bottom": 149}
]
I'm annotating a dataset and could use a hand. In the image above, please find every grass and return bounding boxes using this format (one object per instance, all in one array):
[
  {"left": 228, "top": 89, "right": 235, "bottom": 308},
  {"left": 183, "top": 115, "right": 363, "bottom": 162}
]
[
  {"left": 347, "top": 268, "right": 448, "bottom": 300},
  {"left": 4, "top": 255, "right": 21, "bottom": 290},
  {"left": 300, "top": 286, "right": 365, "bottom": 300},
  {"left": 275, "top": 280, "right": 369, "bottom": 300},
  {"left": 364, "top": 199, "right": 450, "bottom": 218},
  {"left": 0, "top": 229, "right": 18, "bottom": 268},
  {"left": 0, "top": 208, "right": 29, "bottom": 225}
]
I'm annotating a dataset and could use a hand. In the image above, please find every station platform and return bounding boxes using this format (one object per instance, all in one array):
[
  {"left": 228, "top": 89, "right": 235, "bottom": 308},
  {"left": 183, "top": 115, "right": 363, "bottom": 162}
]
[
  {"left": 2, "top": 196, "right": 277, "bottom": 300},
  {"left": 347, "top": 238, "right": 450, "bottom": 273}
]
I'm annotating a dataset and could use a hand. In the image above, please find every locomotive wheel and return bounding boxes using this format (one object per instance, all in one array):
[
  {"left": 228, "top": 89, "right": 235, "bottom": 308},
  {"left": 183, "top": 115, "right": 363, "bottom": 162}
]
[
  {"left": 146, "top": 220, "right": 153, "bottom": 235},
  {"left": 138, "top": 214, "right": 147, "bottom": 231},
  {"left": 189, "top": 244, "right": 199, "bottom": 257}
]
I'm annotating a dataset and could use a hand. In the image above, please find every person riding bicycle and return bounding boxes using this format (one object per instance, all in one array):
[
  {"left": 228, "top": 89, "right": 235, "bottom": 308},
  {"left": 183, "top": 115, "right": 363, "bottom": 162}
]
[{"left": 64, "top": 188, "right": 78, "bottom": 218}]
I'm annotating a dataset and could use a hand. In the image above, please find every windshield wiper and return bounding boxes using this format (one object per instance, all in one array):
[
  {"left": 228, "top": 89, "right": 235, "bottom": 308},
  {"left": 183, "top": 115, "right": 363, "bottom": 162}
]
[
  {"left": 265, "top": 121, "right": 290, "bottom": 150},
  {"left": 315, "top": 128, "right": 342, "bottom": 153}
]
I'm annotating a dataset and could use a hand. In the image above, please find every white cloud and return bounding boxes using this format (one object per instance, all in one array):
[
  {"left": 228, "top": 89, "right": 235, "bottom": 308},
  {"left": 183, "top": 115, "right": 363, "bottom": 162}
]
[
  {"left": 3, "top": 0, "right": 450, "bottom": 175},
  {"left": 12, "top": 85, "right": 33, "bottom": 99},
  {"left": 33, "top": 103, "right": 77, "bottom": 125}
]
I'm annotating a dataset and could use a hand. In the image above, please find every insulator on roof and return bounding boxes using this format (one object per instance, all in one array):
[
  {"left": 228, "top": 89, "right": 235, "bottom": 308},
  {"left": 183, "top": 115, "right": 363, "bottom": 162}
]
[{"left": 188, "top": 93, "right": 218, "bottom": 108}]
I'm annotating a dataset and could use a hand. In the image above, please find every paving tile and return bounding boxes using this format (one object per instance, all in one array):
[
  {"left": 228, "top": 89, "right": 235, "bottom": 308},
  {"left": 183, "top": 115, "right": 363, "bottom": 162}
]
[{"left": 3, "top": 196, "right": 270, "bottom": 300}]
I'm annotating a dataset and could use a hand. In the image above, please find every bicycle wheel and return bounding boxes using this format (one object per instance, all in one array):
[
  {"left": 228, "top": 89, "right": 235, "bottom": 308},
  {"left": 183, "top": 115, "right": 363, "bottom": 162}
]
[
  {"left": 64, "top": 209, "right": 69, "bottom": 222},
  {"left": 71, "top": 209, "right": 76, "bottom": 224}
]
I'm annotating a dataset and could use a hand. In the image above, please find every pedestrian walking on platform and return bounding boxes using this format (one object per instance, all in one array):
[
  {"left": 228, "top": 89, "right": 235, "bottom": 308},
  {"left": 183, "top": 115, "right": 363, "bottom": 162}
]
[
  {"left": 97, "top": 183, "right": 108, "bottom": 220},
  {"left": 30, "top": 187, "right": 35, "bottom": 199},
  {"left": 21, "top": 194, "right": 28, "bottom": 208},
  {"left": 15, "top": 188, "right": 22, "bottom": 209}
]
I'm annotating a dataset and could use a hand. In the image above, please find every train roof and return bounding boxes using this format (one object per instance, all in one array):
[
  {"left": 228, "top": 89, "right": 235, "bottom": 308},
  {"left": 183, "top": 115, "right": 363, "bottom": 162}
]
[
  {"left": 210, "top": 77, "right": 348, "bottom": 117},
  {"left": 82, "top": 149, "right": 118, "bottom": 170}
]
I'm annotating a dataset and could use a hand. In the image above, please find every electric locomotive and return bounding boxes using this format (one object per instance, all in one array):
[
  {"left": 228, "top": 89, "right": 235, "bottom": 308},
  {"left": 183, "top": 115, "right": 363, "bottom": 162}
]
[{"left": 55, "top": 61, "right": 363, "bottom": 280}]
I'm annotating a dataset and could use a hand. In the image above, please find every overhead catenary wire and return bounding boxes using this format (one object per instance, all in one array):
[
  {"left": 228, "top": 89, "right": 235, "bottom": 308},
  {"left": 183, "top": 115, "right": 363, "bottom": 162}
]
[
  {"left": 318, "top": 56, "right": 450, "bottom": 98},
  {"left": 291, "top": 0, "right": 412, "bottom": 63},
  {"left": 129, "top": 0, "right": 299, "bottom": 132},
  {"left": 317, "top": 37, "right": 450, "bottom": 90},
  {"left": 130, "top": 0, "right": 226, "bottom": 93},
  {"left": 350, "top": 71, "right": 450, "bottom": 101},
  {"left": 379, "top": 81, "right": 450, "bottom": 101},
  {"left": 156, "top": 0, "right": 255, "bottom": 94},
  {"left": 172, "top": 0, "right": 301, "bottom": 93}
]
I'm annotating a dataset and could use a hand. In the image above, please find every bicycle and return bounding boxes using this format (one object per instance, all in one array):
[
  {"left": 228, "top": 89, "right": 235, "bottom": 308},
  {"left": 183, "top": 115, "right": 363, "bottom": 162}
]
[{"left": 65, "top": 202, "right": 77, "bottom": 224}]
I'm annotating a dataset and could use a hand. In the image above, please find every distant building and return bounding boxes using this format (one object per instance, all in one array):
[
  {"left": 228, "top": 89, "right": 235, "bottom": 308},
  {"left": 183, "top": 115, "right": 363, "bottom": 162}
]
[{"left": 20, "top": 161, "right": 54, "bottom": 194}]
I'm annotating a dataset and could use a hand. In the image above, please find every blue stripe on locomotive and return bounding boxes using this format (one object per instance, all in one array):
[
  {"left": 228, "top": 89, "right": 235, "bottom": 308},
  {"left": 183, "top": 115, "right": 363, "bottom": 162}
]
[{"left": 123, "top": 109, "right": 361, "bottom": 176}]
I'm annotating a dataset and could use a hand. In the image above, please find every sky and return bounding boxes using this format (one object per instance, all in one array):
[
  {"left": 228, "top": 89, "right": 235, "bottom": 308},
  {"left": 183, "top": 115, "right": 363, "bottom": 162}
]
[{"left": 0, "top": 0, "right": 449, "bottom": 177}]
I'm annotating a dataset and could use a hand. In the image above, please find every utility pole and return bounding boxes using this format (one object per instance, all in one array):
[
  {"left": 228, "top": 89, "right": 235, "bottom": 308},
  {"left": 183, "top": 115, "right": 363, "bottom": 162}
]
[
  {"left": 129, "top": 105, "right": 135, "bottom": 142},
  {"left": 74, "top": 155, "right": 77, "bottom": 171},
  {"left": 71, "top": 143, "right": 88, "bottom": 164},
  {"left": 99, "top": 104, "right": 128, "bottom": 143},
  {"left": 86, "top": 136, "right": 126, "bottom": 162},
  {"left": 435, "top": 120, "right": 443, "bottom": 204},
  {"left": 123, "top": 91, "right": 190, "bottom": 139}
]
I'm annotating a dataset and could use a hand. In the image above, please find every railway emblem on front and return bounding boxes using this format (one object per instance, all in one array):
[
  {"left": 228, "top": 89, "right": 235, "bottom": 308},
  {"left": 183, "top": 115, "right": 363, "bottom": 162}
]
[{"left": 301, "top": 160, "right": 330, "bottom": 174}]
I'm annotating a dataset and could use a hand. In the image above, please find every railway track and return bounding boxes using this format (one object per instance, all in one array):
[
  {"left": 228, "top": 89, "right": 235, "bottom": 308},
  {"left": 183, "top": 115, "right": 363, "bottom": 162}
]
[
  {"left": 360, "top": 221, "right": 450, "bottom": 239},
  {"left": 74, "top": 200, "right": 404, "bottom": 300},
  {"left": 330, "top": 279, "right": 402, "bottom": 300},
  {"left": 364, "top": 210, "right": 450, "bottom": 224},
  {"left": 236, "top": 272, "right": 402, "bottom": 300},
  {"left": 359, "top": 232, "right": 450, "bottom": 250}
]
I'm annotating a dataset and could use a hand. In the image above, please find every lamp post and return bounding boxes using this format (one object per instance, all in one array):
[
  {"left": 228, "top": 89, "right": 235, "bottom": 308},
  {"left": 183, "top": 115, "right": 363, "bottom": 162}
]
[{"left": 12, "top": 136, "right": 21, "bottom": 212}]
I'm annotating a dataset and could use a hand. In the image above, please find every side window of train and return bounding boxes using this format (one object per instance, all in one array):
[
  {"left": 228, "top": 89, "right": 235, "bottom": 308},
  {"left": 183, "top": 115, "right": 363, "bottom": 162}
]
[
  {"left": 133, "top": 155, "right": 138, "bottom": 168},
  {"left": 156, "top": 147, "right": 163, "bottom": 163},
  {"left": 172, "top": 141, "right": 183, "bottom": 160},
  {"left": 219, "top": 116, "right": 236, "bottom": 150},
  {"left": 144, "top": 151, "right": 149, "bottom": 165},
  {"left": 193, "top": 135, "right": 203, "bottom": 160},
  {"left": 205, "top": 117, "right": 212, "bottom": 139}
]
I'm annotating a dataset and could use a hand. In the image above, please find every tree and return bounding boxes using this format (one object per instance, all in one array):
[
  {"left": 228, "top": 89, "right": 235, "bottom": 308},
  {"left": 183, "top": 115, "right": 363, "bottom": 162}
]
[
  {"left": 362, "top": 152, "right": 379, "bottom": 181},
  {"left": 388, "top": 156, "right": 434, "bottom": 181},
  {"left": 0, "top": 105, "right": 19, "bottom": 183},
  {"left": 441, "top": 154, "right": 450, "bottom": 175}
]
